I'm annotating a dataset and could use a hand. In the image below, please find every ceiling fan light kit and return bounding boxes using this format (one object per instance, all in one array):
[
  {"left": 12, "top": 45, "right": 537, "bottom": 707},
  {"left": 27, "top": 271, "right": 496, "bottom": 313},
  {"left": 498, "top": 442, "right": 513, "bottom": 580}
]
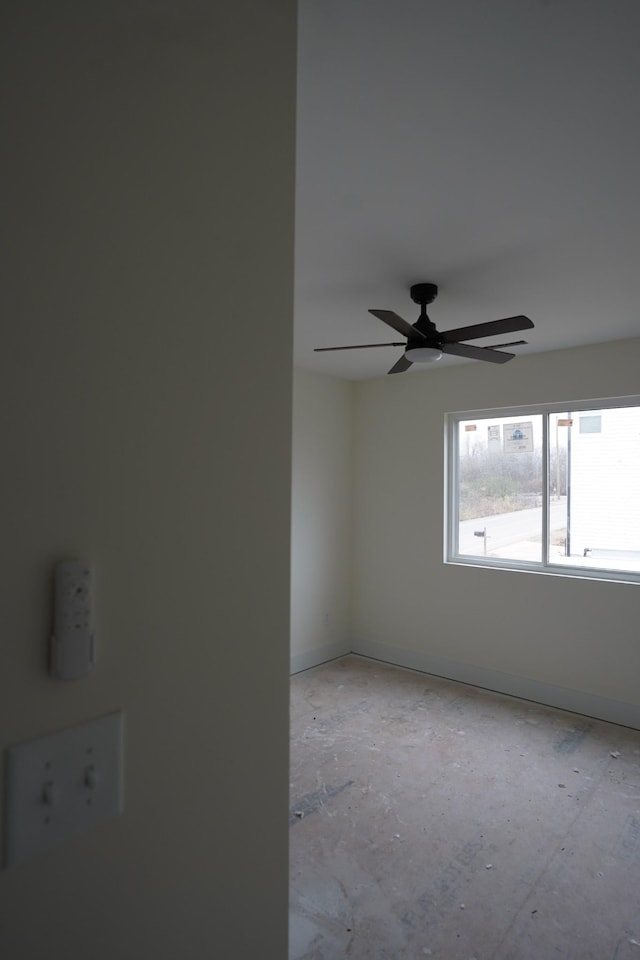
[
  {"left": 405, "top": 345, "right": 442, "bottom": 363},
  {"left": 315, "top": 281, "right": 534, "bottom": 375}
]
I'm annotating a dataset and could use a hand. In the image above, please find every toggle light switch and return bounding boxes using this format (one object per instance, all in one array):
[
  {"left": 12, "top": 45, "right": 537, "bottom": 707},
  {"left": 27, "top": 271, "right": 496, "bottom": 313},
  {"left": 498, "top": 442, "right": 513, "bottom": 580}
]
[
  {"left": 3, "top": 711, "right": 124, "bottom": 867},
  {"left": 50, "top": 560, "right": 96, "bottom": 680},
  {"left": 41, "top": 780, "right": 55, "bottom": 807}
]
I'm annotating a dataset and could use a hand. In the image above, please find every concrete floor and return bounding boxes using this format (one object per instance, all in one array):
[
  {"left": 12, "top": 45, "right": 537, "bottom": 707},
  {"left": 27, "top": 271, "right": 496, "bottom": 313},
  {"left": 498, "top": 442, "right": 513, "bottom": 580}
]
[{"left": 289, "top": 655, "right": 640, "bottom": 960}]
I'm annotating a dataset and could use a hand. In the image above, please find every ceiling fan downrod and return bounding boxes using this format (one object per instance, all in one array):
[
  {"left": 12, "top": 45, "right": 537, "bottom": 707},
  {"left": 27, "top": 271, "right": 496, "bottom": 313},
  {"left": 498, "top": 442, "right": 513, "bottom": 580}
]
[{"left": 407, "top": 283, "right": 442, "bottom": 360}]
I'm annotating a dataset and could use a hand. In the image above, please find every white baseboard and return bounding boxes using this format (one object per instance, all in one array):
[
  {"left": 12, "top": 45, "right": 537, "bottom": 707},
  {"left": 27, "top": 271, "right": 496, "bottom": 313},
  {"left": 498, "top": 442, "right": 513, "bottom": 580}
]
[
  {"left": 351, "top": 638, "right": 640, "bottom": 731},
  {"left": 290, "top": 641, "right": 351, "bottom": 676}
]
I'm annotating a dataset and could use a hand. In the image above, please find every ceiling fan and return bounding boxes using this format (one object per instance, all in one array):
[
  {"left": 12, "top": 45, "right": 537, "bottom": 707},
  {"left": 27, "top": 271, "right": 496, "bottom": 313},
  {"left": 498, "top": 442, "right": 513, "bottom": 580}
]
[{"left": 315, "top": 283, "right": 534, "bottom": 374}]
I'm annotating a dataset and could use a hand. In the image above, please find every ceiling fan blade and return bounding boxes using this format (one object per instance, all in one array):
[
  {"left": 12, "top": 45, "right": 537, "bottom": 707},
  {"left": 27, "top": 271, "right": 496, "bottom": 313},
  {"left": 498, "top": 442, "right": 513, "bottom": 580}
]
[
  {"left": 387, "top": 354, "right": 413, "bottom": 375},
  {"left": 439, "top": 315, "right": 534, "bottom": 344},
  {"left": 442, "top": 342, "right": 514, "bottom": 364},
  {"left": 369, "top": 309, "right": 424, "bottom": 340},
  {"left": 314, "top": 342, "right": 405, "bottom": 352},
  {"left": 486, "top": 340, "right": 527, "bottom": 350}
]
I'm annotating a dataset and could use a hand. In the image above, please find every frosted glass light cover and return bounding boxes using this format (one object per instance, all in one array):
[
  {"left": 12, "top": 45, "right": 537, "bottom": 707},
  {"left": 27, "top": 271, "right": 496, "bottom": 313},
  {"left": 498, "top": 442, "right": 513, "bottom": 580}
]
[{"left": 405, "top": 346, "right": 442, "bottom": 363}]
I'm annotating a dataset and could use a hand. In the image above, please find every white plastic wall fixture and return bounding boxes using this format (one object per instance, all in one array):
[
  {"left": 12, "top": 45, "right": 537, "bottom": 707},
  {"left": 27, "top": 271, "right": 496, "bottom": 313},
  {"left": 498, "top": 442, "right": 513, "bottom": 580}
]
[{"left": 3, "top": 711, "right": 124, "bottom": 867}]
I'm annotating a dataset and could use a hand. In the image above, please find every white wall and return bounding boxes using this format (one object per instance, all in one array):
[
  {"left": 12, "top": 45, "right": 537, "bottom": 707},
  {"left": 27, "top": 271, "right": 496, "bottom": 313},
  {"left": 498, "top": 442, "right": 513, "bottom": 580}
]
[
  {"left": 291, "top": 369, "right": 353, "bottom": 672},
  {"left": 0, "top": 2, "right": 295, "bottom": 957},
  {"left": 352, "top": 338, "right": 640, "bottom": 728}
]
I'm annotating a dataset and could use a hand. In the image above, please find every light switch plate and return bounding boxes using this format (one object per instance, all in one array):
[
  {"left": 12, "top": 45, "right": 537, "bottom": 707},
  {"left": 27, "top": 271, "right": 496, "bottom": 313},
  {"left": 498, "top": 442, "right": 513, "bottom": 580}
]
[{"left": 3, "top": 711, "right": 124, "bottom": 867}]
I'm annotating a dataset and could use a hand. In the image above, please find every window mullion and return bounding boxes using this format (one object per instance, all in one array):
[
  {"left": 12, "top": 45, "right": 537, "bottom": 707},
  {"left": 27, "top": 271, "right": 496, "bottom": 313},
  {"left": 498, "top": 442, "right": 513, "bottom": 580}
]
[
  {"left": 448, "top": 416, "right": 459, "bottom": 559},
  {"left": 542, "top": 412, "right": 549, "bottom": 568}
]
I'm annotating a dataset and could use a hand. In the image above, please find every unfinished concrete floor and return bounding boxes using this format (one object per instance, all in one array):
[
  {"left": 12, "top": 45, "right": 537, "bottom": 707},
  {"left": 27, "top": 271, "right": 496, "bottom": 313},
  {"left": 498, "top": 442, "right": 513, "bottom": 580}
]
[{"left": 289, "top": 655, "right": 640, "bottom": 960}]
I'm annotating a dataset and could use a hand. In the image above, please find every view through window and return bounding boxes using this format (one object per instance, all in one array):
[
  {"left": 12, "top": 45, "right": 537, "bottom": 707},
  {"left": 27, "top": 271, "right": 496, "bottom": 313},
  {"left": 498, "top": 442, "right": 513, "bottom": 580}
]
[{"left": 448, "top": 401, "right": 640, "bottom": 580}]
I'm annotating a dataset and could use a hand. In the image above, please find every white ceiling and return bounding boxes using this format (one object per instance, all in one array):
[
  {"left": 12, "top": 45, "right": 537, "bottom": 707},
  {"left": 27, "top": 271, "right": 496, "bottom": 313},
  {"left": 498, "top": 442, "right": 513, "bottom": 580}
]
[{"left": 294, "top": 0, "right": 640, "bottom": 380}]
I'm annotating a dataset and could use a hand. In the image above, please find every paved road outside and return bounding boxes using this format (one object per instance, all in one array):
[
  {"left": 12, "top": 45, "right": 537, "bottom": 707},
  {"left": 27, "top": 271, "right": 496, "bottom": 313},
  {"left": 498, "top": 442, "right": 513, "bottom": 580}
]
[{"left": 459, "top": 499, "right": 566, "bottom": 557}]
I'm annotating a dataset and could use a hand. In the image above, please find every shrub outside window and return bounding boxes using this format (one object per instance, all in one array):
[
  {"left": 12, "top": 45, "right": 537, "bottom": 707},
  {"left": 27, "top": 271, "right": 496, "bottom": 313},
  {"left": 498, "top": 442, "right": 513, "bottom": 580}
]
[{"left": 446, "top": 398, "right": 640, "bottom": 582}]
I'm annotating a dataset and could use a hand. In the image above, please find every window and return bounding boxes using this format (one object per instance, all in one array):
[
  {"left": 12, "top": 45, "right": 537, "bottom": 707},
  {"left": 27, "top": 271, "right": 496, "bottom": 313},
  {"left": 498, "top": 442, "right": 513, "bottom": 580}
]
[{"left": 446, "top": 398, "right": 640, "bottom": 582}]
